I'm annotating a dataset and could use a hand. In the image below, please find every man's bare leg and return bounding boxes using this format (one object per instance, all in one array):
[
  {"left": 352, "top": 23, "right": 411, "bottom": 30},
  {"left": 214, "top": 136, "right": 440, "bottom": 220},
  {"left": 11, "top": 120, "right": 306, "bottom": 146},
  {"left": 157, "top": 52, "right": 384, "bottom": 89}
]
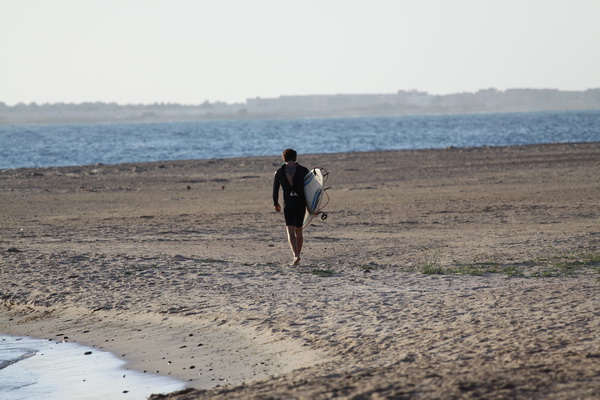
[
  {"left": 286, "top": 226, "right": 303, "bottom": 265},
  {"left": 294, "top": 227, "right": 303, "bottom": 265}
]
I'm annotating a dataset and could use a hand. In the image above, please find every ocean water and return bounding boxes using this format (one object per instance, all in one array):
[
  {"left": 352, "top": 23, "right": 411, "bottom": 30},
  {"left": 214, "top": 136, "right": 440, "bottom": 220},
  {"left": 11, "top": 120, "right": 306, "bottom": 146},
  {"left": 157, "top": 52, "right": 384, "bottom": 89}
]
[
  {"left": 0, "top": 335, "right": 185, "bottom": 400},
  {"left": 0, "top": 110, "right": 599, "bottom": 170}
]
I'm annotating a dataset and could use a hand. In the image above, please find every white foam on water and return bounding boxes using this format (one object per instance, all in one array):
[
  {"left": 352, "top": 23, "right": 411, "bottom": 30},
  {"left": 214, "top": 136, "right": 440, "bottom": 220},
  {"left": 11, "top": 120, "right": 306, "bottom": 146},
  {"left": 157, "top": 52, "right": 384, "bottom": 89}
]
[{"left": 0, "top": 335, "right": 185, "bottom": 400}]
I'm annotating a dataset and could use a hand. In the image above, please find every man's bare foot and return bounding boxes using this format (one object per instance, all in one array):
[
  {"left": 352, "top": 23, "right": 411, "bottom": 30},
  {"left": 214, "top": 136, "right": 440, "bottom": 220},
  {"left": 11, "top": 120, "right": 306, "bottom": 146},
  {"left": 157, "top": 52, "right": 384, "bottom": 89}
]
[{"left": 292, "top": 256, "right": 301, "bottom": 266}]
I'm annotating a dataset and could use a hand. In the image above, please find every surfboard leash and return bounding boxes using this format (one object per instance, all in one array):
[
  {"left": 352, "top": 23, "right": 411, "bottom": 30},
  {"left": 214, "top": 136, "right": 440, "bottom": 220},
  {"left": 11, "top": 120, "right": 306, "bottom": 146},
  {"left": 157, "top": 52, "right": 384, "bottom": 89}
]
[{"left": 315, "top": 167, "right": 330, "bottom": 220}]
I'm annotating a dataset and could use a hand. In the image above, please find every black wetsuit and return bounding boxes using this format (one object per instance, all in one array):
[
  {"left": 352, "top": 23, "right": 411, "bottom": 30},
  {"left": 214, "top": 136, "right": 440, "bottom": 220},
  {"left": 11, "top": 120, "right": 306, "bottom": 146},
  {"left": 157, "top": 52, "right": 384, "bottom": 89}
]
[{"left": 273, "top": 162, "right": 309, "bottom": 227}]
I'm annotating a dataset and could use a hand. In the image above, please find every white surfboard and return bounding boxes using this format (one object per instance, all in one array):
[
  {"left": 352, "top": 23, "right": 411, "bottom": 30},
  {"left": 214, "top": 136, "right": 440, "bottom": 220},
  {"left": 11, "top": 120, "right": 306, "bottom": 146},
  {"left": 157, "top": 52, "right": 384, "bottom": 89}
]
[{"left": 302, "top": 168, "right": 328, "bottom": 228}]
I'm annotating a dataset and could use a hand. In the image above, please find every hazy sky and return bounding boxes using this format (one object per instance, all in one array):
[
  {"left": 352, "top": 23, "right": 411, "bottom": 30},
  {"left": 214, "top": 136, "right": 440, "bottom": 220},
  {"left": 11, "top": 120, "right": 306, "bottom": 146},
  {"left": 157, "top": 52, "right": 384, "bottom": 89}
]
[{"left": 2, "top": 0, "right": 599, "bottom": 105}]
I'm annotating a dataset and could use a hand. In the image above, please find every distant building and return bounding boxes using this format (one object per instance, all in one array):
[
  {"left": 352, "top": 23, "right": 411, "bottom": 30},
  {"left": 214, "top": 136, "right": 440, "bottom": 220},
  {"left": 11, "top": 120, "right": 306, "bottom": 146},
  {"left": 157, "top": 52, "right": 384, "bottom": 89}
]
[
  {"left": 247, "top": 91, "right": 434, "bottom": 115},
  {"left": 245, "top": 88, "right": 600, "bottom": 116}
]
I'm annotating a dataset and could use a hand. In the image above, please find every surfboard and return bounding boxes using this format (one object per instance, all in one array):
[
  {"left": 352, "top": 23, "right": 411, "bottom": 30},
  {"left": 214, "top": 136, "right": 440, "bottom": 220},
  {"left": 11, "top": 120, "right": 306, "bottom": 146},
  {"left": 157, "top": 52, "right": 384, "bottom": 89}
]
[{"left": 302, "top": 168, "right": 329, "bottom": 228}]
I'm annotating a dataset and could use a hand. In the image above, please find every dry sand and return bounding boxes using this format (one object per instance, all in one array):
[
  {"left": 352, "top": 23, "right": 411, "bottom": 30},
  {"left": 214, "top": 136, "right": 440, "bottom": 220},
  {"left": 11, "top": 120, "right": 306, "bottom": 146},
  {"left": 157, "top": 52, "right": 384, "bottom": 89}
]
[{"left": 1, "top": 142, "right": 599, "bottom": 399}]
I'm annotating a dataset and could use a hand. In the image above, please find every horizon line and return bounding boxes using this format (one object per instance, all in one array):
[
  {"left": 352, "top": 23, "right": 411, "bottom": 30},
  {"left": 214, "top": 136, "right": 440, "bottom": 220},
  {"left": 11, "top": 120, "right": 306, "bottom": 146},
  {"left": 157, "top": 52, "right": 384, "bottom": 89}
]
[{"left": 2, "top": 86, "right": 600, "bottom": 107}]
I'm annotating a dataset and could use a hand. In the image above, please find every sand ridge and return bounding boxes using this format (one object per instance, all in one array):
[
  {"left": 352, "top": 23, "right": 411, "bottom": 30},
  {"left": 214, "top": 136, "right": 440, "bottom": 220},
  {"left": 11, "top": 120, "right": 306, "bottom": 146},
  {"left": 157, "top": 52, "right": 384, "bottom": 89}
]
[{"left": 1, "top": 142, "right": 600, "bottom": 399}]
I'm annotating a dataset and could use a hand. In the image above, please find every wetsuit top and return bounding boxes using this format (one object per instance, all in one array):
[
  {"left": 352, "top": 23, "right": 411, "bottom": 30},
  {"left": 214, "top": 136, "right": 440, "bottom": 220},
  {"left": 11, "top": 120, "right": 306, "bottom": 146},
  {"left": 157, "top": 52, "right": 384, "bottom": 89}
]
[{"left": 273, "top": 162, "right": 309, "bottom": 208}]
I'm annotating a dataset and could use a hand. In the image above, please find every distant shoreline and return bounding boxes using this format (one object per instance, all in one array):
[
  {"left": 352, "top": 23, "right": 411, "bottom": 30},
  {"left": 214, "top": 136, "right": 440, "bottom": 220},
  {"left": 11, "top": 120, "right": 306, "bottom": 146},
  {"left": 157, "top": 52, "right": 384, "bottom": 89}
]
[
  {"left": 2, "top": 108, "right": 600, "bottom": 126},
  {"left": 2, "top": 88, "right": 599, "bottom": 124}
]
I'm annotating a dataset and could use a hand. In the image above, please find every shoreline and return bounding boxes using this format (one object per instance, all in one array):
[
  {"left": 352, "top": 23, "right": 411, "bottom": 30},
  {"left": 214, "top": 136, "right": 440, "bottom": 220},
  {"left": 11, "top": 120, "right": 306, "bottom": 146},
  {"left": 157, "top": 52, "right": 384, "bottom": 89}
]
[
  {"left": 1, "top": 140, "right": 599, "bottom": 173},
  {"left": 0, "top": 304, "right": 327, "bottom": 392},
  {"left": 1, "top": 142, "right": 599, "bottom": 399},
  {"left": 0, "top": 333, "right": 185, "bottom": 399}
]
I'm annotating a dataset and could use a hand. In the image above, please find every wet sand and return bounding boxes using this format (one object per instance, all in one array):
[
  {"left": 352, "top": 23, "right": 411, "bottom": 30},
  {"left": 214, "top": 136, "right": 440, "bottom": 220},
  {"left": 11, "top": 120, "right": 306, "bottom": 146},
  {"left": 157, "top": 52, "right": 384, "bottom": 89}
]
[{"left": 1, "top": 143, "right": 599, "bottom": 399}]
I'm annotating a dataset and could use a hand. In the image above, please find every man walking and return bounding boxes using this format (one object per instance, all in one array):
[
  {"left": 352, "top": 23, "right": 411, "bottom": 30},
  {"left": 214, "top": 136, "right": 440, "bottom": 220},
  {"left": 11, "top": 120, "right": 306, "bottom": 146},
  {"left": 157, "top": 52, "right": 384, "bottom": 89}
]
[{"left": 273, "top": 149, "right": 309, "bottom": 266}]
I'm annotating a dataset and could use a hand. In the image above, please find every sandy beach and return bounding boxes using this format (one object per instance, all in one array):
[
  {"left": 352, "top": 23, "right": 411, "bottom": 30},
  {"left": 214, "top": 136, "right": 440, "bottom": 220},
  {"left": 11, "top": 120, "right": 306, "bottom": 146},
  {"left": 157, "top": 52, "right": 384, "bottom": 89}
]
[{"left": 1, "top": 142, "right": 599, "bottom": 399}]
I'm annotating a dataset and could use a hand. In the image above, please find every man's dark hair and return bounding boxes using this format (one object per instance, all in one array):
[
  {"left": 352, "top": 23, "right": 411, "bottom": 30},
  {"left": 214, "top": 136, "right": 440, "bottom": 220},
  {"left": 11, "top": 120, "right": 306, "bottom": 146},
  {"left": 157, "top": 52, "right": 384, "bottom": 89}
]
[{"left": 282, "top": 148, "right": 297, "bottom": 162}]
